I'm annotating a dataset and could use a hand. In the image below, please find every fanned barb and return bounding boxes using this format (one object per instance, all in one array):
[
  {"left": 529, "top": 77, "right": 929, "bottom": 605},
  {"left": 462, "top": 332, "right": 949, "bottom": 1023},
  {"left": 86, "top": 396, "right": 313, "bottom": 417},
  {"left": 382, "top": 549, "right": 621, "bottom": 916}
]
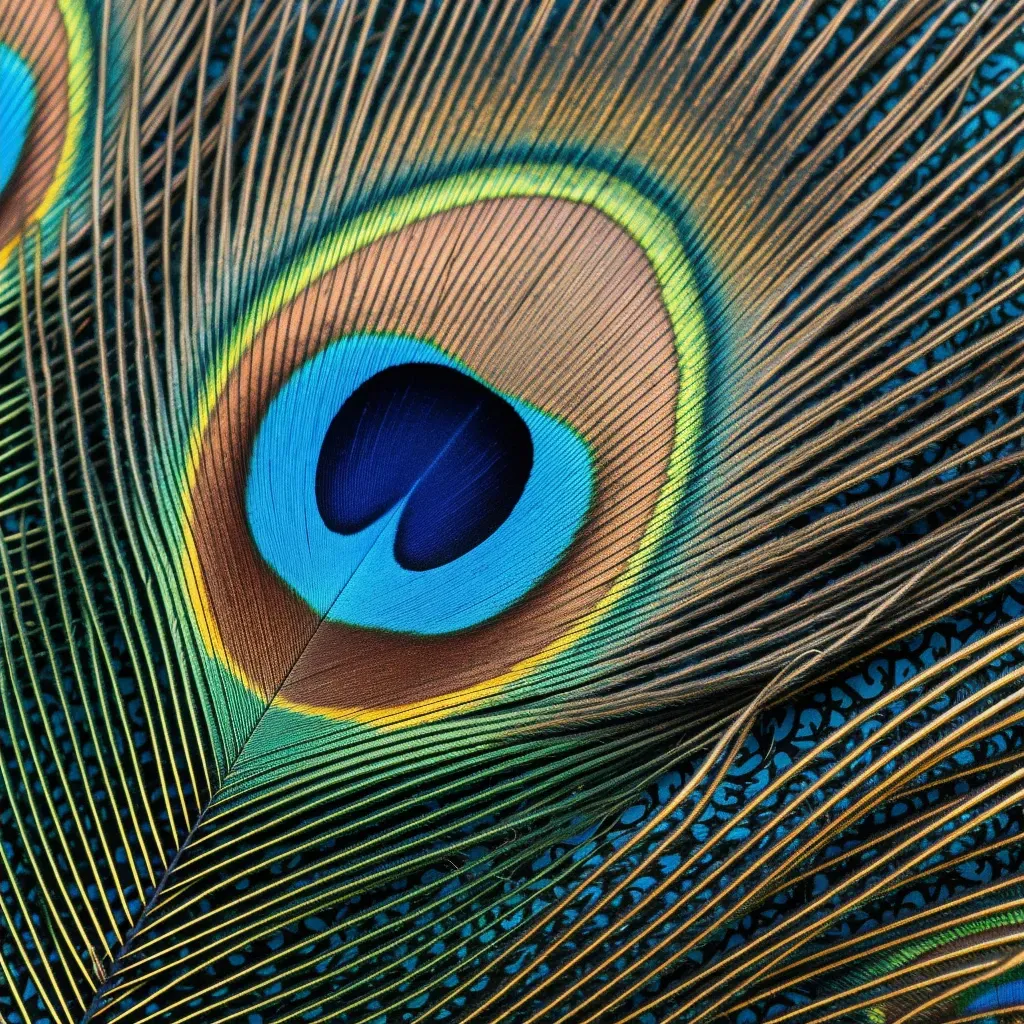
[{"left": 1, "top": 0, "right": 1024, "bottom": 1020}]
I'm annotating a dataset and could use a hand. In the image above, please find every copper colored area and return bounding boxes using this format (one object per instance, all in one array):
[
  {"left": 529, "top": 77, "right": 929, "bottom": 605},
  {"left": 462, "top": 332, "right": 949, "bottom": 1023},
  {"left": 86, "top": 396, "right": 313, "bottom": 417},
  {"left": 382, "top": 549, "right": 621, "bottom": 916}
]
[
  {"left": 190, "top": 196, "right": 679, "bottom": 713},
  {"left": 0, "top": 0, "right": 70, "bottom": 252}
]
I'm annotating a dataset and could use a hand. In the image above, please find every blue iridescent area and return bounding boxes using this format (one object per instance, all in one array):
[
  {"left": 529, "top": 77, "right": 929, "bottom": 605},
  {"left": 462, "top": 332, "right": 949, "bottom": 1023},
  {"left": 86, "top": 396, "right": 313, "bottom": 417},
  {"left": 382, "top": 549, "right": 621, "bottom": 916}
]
[
  {"left": 315, "top": 362, "right": 534, "bottom": 572},
  {"left": 247, "top": 335, "right": 593, "bottom": 635},
  {"left": 0, "top": 44, "right": 35, "bottom": 196},
  {"left": 966, "top": 978, "right": 1024, "bottom": 1013}
]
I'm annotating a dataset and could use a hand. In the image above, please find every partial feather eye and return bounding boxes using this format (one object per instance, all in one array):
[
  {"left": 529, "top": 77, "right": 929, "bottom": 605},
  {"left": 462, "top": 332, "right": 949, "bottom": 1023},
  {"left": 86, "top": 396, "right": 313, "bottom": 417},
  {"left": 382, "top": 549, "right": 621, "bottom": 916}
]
[
  {"left": 182, "top": 165, "right": 711, "bottom": 725},
  {"left": 854, "top": 912, "right": 1024, "bottom": 1022},
  {"left": 0, "top": 0, "right": 92, "bottom": 273}
]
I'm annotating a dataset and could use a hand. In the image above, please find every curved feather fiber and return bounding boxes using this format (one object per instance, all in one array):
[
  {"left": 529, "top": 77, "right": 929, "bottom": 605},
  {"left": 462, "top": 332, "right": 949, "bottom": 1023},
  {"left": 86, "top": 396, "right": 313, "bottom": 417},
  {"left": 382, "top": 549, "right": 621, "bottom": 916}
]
[{"left": 1, "top": 0, "right": 1024, "bottom": 1022}]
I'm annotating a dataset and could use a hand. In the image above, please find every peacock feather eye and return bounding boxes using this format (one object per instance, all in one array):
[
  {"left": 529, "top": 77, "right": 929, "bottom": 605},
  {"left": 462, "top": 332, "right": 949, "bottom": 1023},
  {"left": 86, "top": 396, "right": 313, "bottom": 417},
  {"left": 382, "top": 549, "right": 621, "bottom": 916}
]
[
  {"left": 313, "top": 361, "right": 538, "bottom": 574},
  {"left": 0, "top": 0, "right": 91, "bottom": 274},
  {"left": 311, "top": 360, "right": 536, "bottom": 573},
  {"left": 181, "top": 163, "right": 710, "bottom": 726}
]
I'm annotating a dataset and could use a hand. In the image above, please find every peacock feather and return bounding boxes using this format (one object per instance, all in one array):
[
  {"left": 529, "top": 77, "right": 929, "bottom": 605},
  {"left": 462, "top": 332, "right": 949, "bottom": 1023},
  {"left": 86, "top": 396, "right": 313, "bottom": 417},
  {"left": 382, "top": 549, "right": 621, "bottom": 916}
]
[{"left": 1, "top": 0, "right": 1024, "bottom": 1021}]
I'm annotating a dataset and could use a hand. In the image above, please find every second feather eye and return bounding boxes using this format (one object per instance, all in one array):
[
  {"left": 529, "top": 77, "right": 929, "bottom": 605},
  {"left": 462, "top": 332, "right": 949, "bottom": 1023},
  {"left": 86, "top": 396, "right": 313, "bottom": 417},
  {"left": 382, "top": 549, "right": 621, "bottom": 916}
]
[{"left": 0, "top": 0, "right": 92, "bottom": 275}]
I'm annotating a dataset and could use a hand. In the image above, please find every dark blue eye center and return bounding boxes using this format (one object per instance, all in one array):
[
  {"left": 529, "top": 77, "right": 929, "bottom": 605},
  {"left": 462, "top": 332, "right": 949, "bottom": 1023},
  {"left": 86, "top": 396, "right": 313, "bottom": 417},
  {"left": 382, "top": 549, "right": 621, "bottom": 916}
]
[{"left": 314, "top": 361, "right": 533, "bottom": 571}]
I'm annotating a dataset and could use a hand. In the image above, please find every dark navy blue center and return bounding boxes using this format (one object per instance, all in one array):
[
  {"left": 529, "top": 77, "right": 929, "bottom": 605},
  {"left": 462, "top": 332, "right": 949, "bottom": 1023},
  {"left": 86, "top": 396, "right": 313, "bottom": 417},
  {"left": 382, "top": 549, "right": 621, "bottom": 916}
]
[{"left": 314, "top": 362, "right": 534, "bottom": 572}]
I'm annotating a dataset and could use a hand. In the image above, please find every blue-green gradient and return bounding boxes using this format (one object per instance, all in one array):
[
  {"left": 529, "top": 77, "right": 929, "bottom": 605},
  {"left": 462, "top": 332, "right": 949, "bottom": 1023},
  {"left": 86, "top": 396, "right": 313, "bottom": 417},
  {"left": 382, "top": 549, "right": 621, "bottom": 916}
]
[{"left": 246, "top": 334, "right": 594, "bottom": 635}]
